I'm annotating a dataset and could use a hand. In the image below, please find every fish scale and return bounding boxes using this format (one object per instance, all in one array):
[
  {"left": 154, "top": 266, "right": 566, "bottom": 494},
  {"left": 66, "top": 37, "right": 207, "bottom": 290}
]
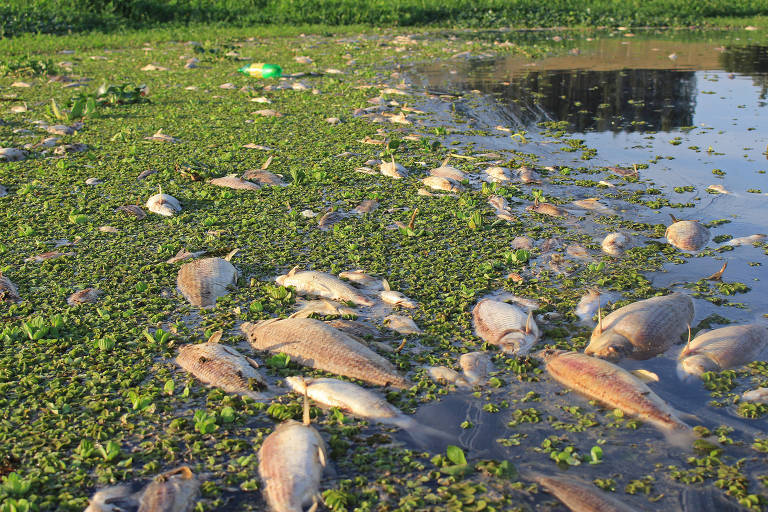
[
  {"left": 176, "top": 342, "right": 267, "bottom": 399},
  {"left": 177, "top": 257, "right": 237, "bottom": 307}
]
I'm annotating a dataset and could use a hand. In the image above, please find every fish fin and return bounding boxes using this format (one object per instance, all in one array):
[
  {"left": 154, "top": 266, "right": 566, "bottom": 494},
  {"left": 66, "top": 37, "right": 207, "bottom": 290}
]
[
  {"left": 630, "top": 369, "right": 659, "bottom": 383},
  {"left": 596, "top": 291, "right": 603, "bottom": 334},
  {"left": 382, "top": 278, "right": 391, "bottom": 291},
  {"left": 669, "top": 213, "right": 679, "bottom": 223},
  {"left": 288, "top": 266, "right": 299, "bottom": 277},
  {"left": 261, "top": 154, "right": 273, "bottom": 170},
  {"left": 303, "top": 382, "right": 311, "bottom": 426},
  {"left": 678, "top": 324, "right": 692, "bottom": 359},
  {"left": 441, "top": 156, "right": 451, "bottom": 167},
  {"left": 158, "top": 184, "right": 163, "bottom": 196},
  {"left": 525, "top": 311, "right": 533, "bottom": 334},
  {"left": 307, "top": 498, "right": 319, "bottom": 512},
  {"left": 704, "top": 261, "right": 727, "bottom": 281},
  {"left": 224, "top": 248, "right": 239, "bottom": 262},
  {"left": 207, "top": 330, "right": 223, "bottom": 344},
  {"left": 317, "top": 444, "right": 327, "bottom": 468}
]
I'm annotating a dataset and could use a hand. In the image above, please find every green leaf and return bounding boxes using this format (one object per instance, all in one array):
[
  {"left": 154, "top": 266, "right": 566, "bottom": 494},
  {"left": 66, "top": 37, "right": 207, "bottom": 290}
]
[
  {"left": 69, "top": 97, "right": 85, "bottom": 120},
  {"left": 446, "top": 445, "right": 467, "bottom": 466}
]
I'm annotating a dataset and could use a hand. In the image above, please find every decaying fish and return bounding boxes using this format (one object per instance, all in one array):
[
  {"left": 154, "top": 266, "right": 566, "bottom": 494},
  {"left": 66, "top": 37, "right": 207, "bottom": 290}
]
[
  {"left": 677, "top": 324, "right": 768, "bottom": 379},
  {"left": 259, "top": 419, "right": 327, "bottom": 512},
  {"left": 176, "top": 331, "right": 267, "bottom": 399},
  {"left": 138, "top": 466, "right": 200, "bottom": 512},
  {"left": 665, "top": 216, "right": 709, "bottom": 252},
  {"left": 84, "top": 484, "right": 137, "bottom": 512},
  {"left": 383, "top": 314, "right": 422, "bottom": 335},
  {"left": 429, "top": 158, "right": 466, "bottom": 182},
  {"left": 317, "top": 210, "right": 347, "bottom": 231},
  {"left": 166, "top": 248, "right": 206, "bottom": 264},
  {"left": 601, "top": 232, "right": 630, "bottom": 256},
  {"left": 67, "top": 288, "right": 101, "bottom": 305},
  {"left": 571, "top": 198, "right": 617, "bottom": 215},
  {"left": 290, "top": 299, "right": 357, "bottom": 318},
  {"left": 428, "top": 366, "right": 470, "bottom": 388},
  {"left": 526, "top": 202, "right": 567, "bottom": 217},
  {"left": 118, "top": 204, "right": 147, "bottom": 219},
  {"left": 177, "top": 256, "right": 237, "bottom": 307},
  {"left": 531, "top": 473, "right": 639, "bottom": 512},
  {"left": 511, "top": 237, "right": 533, "bottom": 250},
  {"left": 566, "top": 244, "right": 593, "bottom": 261},
  {"left": 516, "top": 165, "right": 540, "bottom": 184},
  {"left": 380, "top": 157, "right": 408, "bottom": 179},
  {"left": 422, "top": 175, "right": 463, "bottom": 193},
  {"left": 25, "top": 251, "right": 73, "bottom": 263},
  {"left": 488, "top": 195, "right": 515, "bottom": 221},
  {"left": 706, "top": 184, "right": 730, "bottom": 194},
  {"left": 575, "top": 289, "right": 612, "bottom": 326},
  {"left": 459, "top": 352, "right": 493, "bottom": 385},
  {"left": 379, "top": 279, "right": 418, "bottom": 309},
  {"left": 726, "top": 234, "right": 767, "bottom": 247},
  {"left": 585, "top": 293, "right": 694, "bottom": 362},
  {"left": 484, "top": 166, "right": 512, "bottom": 183},
  {"left": 338, "top": 270, "right": 383, "bottom": 290},
  {"left": 242, "top": 318, "right": 410, "bottom": 388},
  {"left": 0, "top": 148, "right": 27, "bottom": 162},
  {"left": 209, "top": 174, "right": 260, "bottom": 191},
  {"left": 242, "top": 169, "right": 287, "bottom": 187},
  {"left": 472, "top": 298, "right": 540, "bottom": 355},
  {"left": 351, "top": 199, "right": 379, "bottom": 215},
  {"left": 539, "top": 349, "right": 693, "bottom": 445},
  {"left": 0, "top": 271, "right": 20, "bottom": 302},
  {"left": 276, "top": 268, "right": 374, "bottom": 306},
  {"left": 146, "top": 189, "right": 182, "bottom": 217},
  {"left": 742, "top": 388, "right": 768, "bottom": 403}
]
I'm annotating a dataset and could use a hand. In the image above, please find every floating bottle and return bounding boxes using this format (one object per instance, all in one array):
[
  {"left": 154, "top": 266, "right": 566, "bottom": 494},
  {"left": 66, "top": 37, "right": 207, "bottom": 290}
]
[{"left": 238, "top": 63, "right": 282, "bottom": 79}]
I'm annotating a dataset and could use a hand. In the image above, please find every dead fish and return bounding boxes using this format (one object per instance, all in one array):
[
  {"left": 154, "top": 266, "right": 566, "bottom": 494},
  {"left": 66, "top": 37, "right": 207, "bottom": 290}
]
[
  {"left": 575, "top": 289, "right": 610, "bottom": 326},
  {"left": 383, "top": 314, "right": 422, "bottom": 335},
  {"left": 459, "top": 352, "right": 493, "bottom": 386},
  {"left": 67, "top": 288, "right": 101, "bottom": 305},
  {"left": 54, "top": 143, "right": 88, "bottom": 155},
  {"left": 209, "top": 174, "right": 260, "bottom": 191},
  {"left": 531, "top": 473, "right": 639, "bottom": 512},
  {"left": 516, "top": 165, "right": 540, "bottom": 184},
  {"left": 177, "top": 256, "right": 237, "bottom": 307},
  {"left": 585, "top": 293, "right": 694, "bottom": 362},
  {"left": 99, "top": 225, "right": 119, "bottom": 233},
  {"left": 317, "top": 210, "right": 347, "bottom": 231},
  {"left": 726, "top": 234, "right": 767, "bottom": 247},
  {"left": 325, "top": 319, "right": 380, "bottom": 339},
  {"left": 571, "top": 198, "right": 616, "bottom": 215},
  {"left": 488, "top": 195, "right": 515, "bottom": 220},
  {"left": 290, "top": 299, "right": 357, "bottom": 318},
  {"left": 242, "top": 169, "right": 287, "bottom": 187},
  {"left": 47, "top": 124, "right": 77, "bottom": 136},
  {"left": 146, "top": 189, "right": 182, "bottom": 217},
  {"left": 351, "top": 199, "right": 378, "bottom": 214},
  {"left": 511, "top": 237, "right": 533, "bottom": 250},
  {"left": 601, "top": 232, "right": 630, "bottom": 256},
  {"left": 25, "top": 251, "right": 73, "bottom": 263},
  {"left": 428, "top": 366, "right": 470, "bottom": 388},
  {"left": 566, "top": 244, "right": 593, "bottom": 261},
  {"left": 166, "top": 248, "right": 206, "bottom": 264},
  {"left": 380, "top": 279, "right": 418, "bottom": 308},
  {"left": 141, "top": 63, "right": 169, "bottom": 71},
  {"left": 677, "top": 324, "right": 768, "bottom": 379},
  {"left": 259, "top": 420, "right": 327, "bottom": 512},
  {"left": 472, "top": 298, "right": 540, "bottom": 355},
  {"left": 84, "top": 484, "right": 138, "bottom": 512},
  {"left": 380, "top": 157, "right": 409, "bottom": 179},
  {"left": 0, "top": 148, "right": 26, "bottom": 162},
  {"left": 145, "top": 129, "right": 180, "bottom": 143},
  {"left": 117, "top": 204, "right": 146, "bottom": 219},
  {"left": 276, "top": 268, "right": 374, "bottom": 306},
  {"left": 253, "top": 108, "right": 282, "bottom": 117},
  {"left": 484, "top": 166, "right": 512, "bottom": 183},
  {"left": 706, "top": 184, "right": 730, "bottom": 194},
  {"left": 526, "top": 202, "right": 567, "bottom": 217},
  {"left": 539, "top": 349, "right": 693, "bottom": 445},
  {"left": 665, "top": 216, "right": 709, "bottom": 252},
  {"left": 338, "top": 270, "right": 383, "bottom": 290},
  {"left": 138, "top": 466, "right": 200, "bottom": 512},
  {"left": 429, "top": 158, "right": 465, "bottom": 182},
  {"left": 242, "top": 318, "right": 409, "bottom": 388},
  {"left": 176, "top": 332, "right": 267, "bottom": 399},
  {"left": 85, "top": 177, "right": 102, "bottom": 186},
  {"left": 422, "top": 175, "right": 463, "bottom": 193},
  {"left": 742, "top": 388, "right": 768, "bottom": 403},
  {"left": 607, "top": 165, "right": 637, "bottom": 178},
  {"left": 0, "top": 271, "right": 20, "bottom": 302}
]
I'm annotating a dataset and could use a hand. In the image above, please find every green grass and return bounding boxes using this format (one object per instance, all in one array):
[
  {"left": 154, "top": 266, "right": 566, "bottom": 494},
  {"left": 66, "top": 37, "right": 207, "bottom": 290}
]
[{"left": 3, "top": 0, "right": 768, "bottom": 37}]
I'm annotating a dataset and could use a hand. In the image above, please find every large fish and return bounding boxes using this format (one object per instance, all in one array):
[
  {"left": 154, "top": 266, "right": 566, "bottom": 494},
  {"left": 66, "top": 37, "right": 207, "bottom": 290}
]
[
  {"left": 146, "top": 189, "right": 182, "bottom": 217},
  {"left": 531, "top": 473, "right": 639, "bottom": 512},
  {"left": 472, "top": 298, "right": 540, "bottom": 355},
  {"left": 177, "top": 256, "right": 237, "bottom": 307},
  {"left": 585, "top": 293, "right": 693, "bottom": 362},
  {"left": 540, "top": 349, "right": 693, "bottom": 445},
  {"left": 665, "top": 216, "right": 709, "bottom": 252},
  {"left": 276, "top": 268, "right": 374, "bottom": 306},
  {"left": 677, "top": 324, "right": 768, "bottom": 379},
  {"left": 241, "top": 318, "right": 409, "bottom": 388},
  {"left": 176, "top": 331, "right": 268, "bottom": 399},
  {"left": 258, "top": 420, "right": 327, "bottom": 512},
  {"left": 138, "top": 466, "right": 200, "bottom": 512}
]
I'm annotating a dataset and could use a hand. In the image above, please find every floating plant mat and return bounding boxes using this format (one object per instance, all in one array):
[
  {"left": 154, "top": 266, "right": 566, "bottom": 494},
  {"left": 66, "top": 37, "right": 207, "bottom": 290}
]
[{"left": 0, "top": 28, "right": 766, "bottom": 512}]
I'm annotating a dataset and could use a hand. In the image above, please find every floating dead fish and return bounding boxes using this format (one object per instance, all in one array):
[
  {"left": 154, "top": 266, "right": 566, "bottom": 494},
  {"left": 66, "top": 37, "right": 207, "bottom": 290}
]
[
  {"left": 146, "top": 189, "right": 182, "bottom": 217},
  {"left": 209, "top": 174, "right": 260, "bottom": 191},
  {"left": 351, "top": 199, "right": 379, "bottom": 214},
  {"left": 338, "top": 270, "right": 383, "bottom": 290},
  {"left": 145, "top": 129, "right": 180, "bottom": 143},
  {"left": 706, "top": 184, "right": 730, "bottom": 194},
  {"left": 118, "top": 204, "right": 146, "bottom": 219},
  {"left": 137, "top": 168, "right": 158, "bottom": 180},
  {"left": 526, "top": 202, "right": 567, "bottom": 217},
  {"left": 531, "top": 473, "right": 639, "bottom": 512},
  {"left": 379, "top": 279, "right": 418, "bottom": 309},
  {"left": 300, "top": 209, "right": 317, "bottom": 218},
  {"left": 539, "top": 350, "right": 693, "bottom": 445},
  {"left": 84, "top": 485, "right": 137, "bottom": 512},
  {"left": 484, "top": 166, "right": 512, "bottom": 183},
  {"left": 380, "top": 157, "right": 409, "bottom": 179},
  {"left": 665, "top": 216, "right": 709, "bottom": 252},
  {"left": 607, "top": 165, "right": 638, "bottom": 178},
  {"left": 219, "top": 82, "right": 236, "bottom": 90},
  {"left": 138, "top": 466, "right": 200, "bottom": 512},
  {"left": 0, "top": 148, "right": 26, "bottom": 162},
  {"left": 67, "top": 288, "right": 101, "bottom": 305},
  {"left": 47, "top": 124, "right": 77, "bottom": 136},
  {"left": 511, "top": 237, "right": 533, "bottom": 250},
  {"left": 242, "top": 169, "right": 287, "bottom": 187},
  {"left": 276, "top": 268, "right": 374, "bottom": 306},
  {"left": 428, "top": 366, "right": 470, "bottom": 388},
  {"left": 472, "top": 298, "right": 540, "bottom": 355},
  {"left": 359, "top": 136, "right": 386, "bottom": 145},
  {"left": 598, "top": 180, "right": 616, "bottom": 188},
  {"left": 290, "top": 299, "right": 357, "bottom": 318},
  {"left": 516, "top": 165, "right": 540, "bottom": 184},
  {"left": 459, "top": 352, "right": 493, "bottom": 386},
  {"left": 742, "top": 388, "right": 768, "bottom": 403},
  {"left": 11, "top": 81, "right": 32, "bottom": 88},
  {"left": 384, "top": 314, "right": 422, "bottom": 335},
  {"left": 326, "top": 117, "right": 341, "bottom": 125},
  {"left": 317, "top": 210, "right": 347, "bottom": 231},
  {"left": 99, "top": 225, "right": 118, "bottom": 233},
  {"left": 422, "top": 175, "right": 462, "bottom": 193},
  {"left": 0, "top": 271, "right": 20, "bottom": 302},
  {"left": 294, "top": 55, "right": 313, "bottom": 64},
  {"left": 53, "top": 143, "right": 88, "bottom": 155},
  {"left": 571, "top": 197, "right": 616, "bottom": 215},
  {"left": 566, "top": 244, "right": 592, "bottom": 261},
  {"left": 677, "top": 324, "right": 768, "bottom": 379},
  {"left": 85, "top": 177, "right": 102, "bottom": 186},
  {"left": 726, "top": 234, "right": 767, "bottom": 247},
  {"left": 429, "top": 157, "right": 465, "bottom": 182},
  {"left": 259, "top": 419, "right": 326, "bottom": 512},
  {"left": 585, "top": 293, "right": 694, "bottom": 362},
  {"left": 242, "top": 318, "right": 409, "bottom": 388},
  {"left": 177, "top": 256, "right": 237, "bottom": 307},
  {"left": 166, "top": 248, "right": 206, "bottom": 264},
  {"left": 575, "top": 289, "right": 613, "bottom": 326},
  {"left": 253, "top": 109, "right": 283, "bottom": 117},
  {"left": 176, "top": 332, "right": 267, "bottom": 399},
  {"left": 631, "top": 369, "right": 660, "bottom": 383},
  {"left": 25, "top": 251, "right": 73, "bottom": 263},
  {"left": 601, "top": 232, "right": 630, "bottom": 256}
]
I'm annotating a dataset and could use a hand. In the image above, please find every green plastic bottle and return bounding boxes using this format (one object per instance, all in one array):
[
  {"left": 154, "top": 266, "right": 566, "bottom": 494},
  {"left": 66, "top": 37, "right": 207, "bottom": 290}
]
[{"left": 238, "top": 63, "right": 282, "bottom": 79}]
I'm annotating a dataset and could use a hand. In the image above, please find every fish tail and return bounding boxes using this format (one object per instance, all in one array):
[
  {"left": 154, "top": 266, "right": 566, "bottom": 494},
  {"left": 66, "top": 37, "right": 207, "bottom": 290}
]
[
  {"left": 394, "top": 417, "right": 454, "bottom": 449},
  {"left": 663, "top": 424, "right": 696, "bottom": 449}
]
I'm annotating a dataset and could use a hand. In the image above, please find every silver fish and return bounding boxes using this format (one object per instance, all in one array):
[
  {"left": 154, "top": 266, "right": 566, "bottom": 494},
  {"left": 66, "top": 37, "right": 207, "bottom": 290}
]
[
  {"left": 338, "top": 270, "right": 383, "bottom": 290},
  {"left": 209, "top": 174, "right": 260, "bottom": 191},
  {"left": 459, "top": 352, "right": 493, "bottom": 385},
  {"left": 677, "top": 324, "right": 768, "bottom": 379},
  {"left": 380, "top": 157, "right": 408, "bottom": 179},
  {"left": 726, "top": 234, "right": 767, "bottom": 247},
  {"left": 422, "top": 175, "right": 463, "bottom": 193},
  {"left": 484, "top": 166, "right": 512, "bottom": 183},
  {"left": 177, "top": 257, "right": 237, "bottom": 307},
  {"left": 290, "top": 299, "right": 357, "bottom": 318},
  {"left": 531, "top": 473, "right": 639, "bottom": 512},
  {"left": 276, "top": 268, "right": 374, "bottom": 306},
  {"left": 351, "top": 199, "right": 379, "bottom": 214},
  {"left": 601, "top": 232, "right": 630, "bottom": 256},
  {"left": 146, "top": 191, "right": 182, "bottom": 217},
  {"left": 429, "top": 158, "right": 466, "bottom": 182},
  {"left": 379, "top": 279, "right": 418, "bottom": 308},
  {"left": 242, "top": 169, "right": 287, "bottom": 187},
  {"left": 472, "top": 298, "right": 540, "bottom": 355},
  {"left": 383, "top": 314, "right": 422, "bottom": 335}
]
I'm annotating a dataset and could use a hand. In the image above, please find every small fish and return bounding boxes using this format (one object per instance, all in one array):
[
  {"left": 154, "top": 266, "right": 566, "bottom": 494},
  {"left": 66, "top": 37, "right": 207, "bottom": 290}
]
[
  {"left": 276, "top": 268, "right": 374, "bottom": 306},
  {"left": 84, "top": 484, "right": 138, "bottom": 512},
  {"left": 607, "top": 165, "right": 637, "bottom": 177},
  {"left": 144, "top": 129, "right": 179, "bottom": 142},
  {"left": 571, "top": 198, "right": 616, "bottom": 215},
  {"left": 67, "top": 288, "right": 101, "bottom": 305},
  {"left": 25, "top": 251, "right": 73, "bottom": 263},
  {"left": 601, "top": 232, "right": 630, "bottom": 256},
  {"left": 242, "top": 318, "right": 410, "bottom": 388},
  {"left": 742, "top": 388, "right": 768, "bottom": 403},
  {"left": 488, "top": 195, "right": 515, "bottom": 221},
  {"left": 379, "top": 157, "right": 409, "bottom": 179},
  {"left": 259, "top": 420, "right": 327, "bottom": 512},
  {"left": 566, "top": 244, "right": 593, "bottom": 261},
  {"left": 531, "top": 473, "right": 639, "bottom": 512},
  {"left": 177, "top": 256, "right": 238, "bottom": 307},
  {"left": 290, "top": 299, "right": 357, "bottom": 318},
  {"left": 677, "top": 324, "right": 768, "bottom": 379},
  {"left": 706, "top": 184, "right": 730, "bottom": 194},
  {"left": 539, "top": 349, "right": 693, "bottom": 445},
  {"left": 484, "top": 166, "right": 512, "bottom": 183},
  {"left": 379, "top": 279, "right": 418, "bottom": 308},
  {"left": 472, "top": 298, "right": 540, "bottom": 355},
  {"left": 511, "top": 236, "right": 533, "bottom": 250},
  {"left": 138, "top": 466, "right": 200, "bottom": 512},
  {"left": 429, "top": 158, "right": 466, "bottom": 182},
  {"left": 665, "top": 216, "right": 709, "bottom": 252},
  {"left": 428, "top": 366, "right": 470, "bottom": 388},
  {"left": 176, "top": 332, "right": 267, "bottom": 399},
  {"left": 141, "top": 63, "right": 169, "bottom": 71},
  {"left": 99, "top": 225, "right": 119, "bottom": 233},
  {"left": 516, "top": 165, "right": 540, "bottom": 184},
  {"left": 575, "top": 289, "right": 609, "bottom": 326},
  {"left": 118, "top": 204, "right": 147, "bottom": 219},
  {"left": 0, "top": 148, "right": 26, "bottom": 162},
  {"left": 526, "top": 202, "right": 567, "bottom": 217},
  {"left": 317, "top": 210, "right": 347, "bottom": 231},
  {"left": 338, "top": 270, "right": 383, "bottom": 290},
  {"left": 585, "top": 293, "right": 694, "bottom": 362},
  {"left": 0, "top": 271, "right": 20, "bottom": 302},
  {"left": 209, "top": 174, "right": 260, "bottom": 191},
  {"left": 726, "top": 234, "right": 767, "bottom": 247},
  {"left": 422, "top": 175, "right": 463, "bottom": 193},
  {"left": 47, "top": 124, "right": 76, "bottom": 135},
  {"left": 242, "top": 169, "right": 287, "bottom": 187},
  {"left": 383, "top": 314, "right": 422, "bottom": 335},
  {"left": 166, "top": 248, "right": 206, "bottom": 264},
  {"left": 146, "top": 190, "right": 182, "bottom": 217},
  {"left": 351, "top": 199, "right": 379, "bottom": 214},
  {"left": 459, "top": 352, "right": 493, "bottom": 385}
]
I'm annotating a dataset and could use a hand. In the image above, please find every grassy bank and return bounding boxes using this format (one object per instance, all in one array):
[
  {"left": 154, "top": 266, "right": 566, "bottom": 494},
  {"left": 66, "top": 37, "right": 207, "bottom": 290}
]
[{"left": 3, "top": 0, "right": 768, "bottom": 37}]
